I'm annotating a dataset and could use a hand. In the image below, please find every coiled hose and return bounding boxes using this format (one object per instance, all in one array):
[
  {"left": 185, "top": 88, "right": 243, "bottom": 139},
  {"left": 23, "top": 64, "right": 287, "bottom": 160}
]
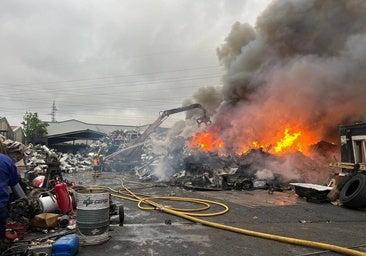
[{"left": 85, "top": 183, "right": 366, "bottom": 256}]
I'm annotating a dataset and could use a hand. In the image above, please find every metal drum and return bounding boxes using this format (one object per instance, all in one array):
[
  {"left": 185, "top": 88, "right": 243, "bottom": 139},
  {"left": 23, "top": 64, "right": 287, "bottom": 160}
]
[{"left": 76, "top": 190, "right": 110, "bottom": 245}]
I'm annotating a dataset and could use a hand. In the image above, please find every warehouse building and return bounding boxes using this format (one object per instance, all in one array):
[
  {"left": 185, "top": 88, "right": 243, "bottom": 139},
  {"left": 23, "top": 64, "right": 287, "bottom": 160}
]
[{"left": 45, "top": 119, "right": 148, "bottom": 153}]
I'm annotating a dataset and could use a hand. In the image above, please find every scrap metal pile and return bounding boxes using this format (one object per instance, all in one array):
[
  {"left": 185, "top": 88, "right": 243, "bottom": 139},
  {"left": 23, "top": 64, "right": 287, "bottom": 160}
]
[
  {"left": 4, "top": 125, "right": 340, "bottom": 194},
  {"left": 95, "top": 131, "right": 365, "bottom": 209},
  {"left": 1, "top": 137, "right": 122, "bottom": 255},
  {"left": 144, "top": 139, "right": 338, "bottom": 191},
  {"left": 2, "top": 139, "right": 77, "bottom": 219},
  {"left": 2, "top": 130, "right": 341, "bottom": 225},
  {"left": 27, "top": 144, "right": 93, "bottom": 175},
  {"left": 0, "top": 124, "right": 359, "bottom": 254},
  {"left": 84, "top": 129, "right": 339, "bottom": 193}
]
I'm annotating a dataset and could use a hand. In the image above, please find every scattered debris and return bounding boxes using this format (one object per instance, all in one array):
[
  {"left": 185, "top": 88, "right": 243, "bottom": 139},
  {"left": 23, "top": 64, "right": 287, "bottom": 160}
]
[
  {"left": 0, "top": 120, "right": 363, "bottom": 255},
  {"left": 290, "top": 183, "right": 333, "bottom": 203}
]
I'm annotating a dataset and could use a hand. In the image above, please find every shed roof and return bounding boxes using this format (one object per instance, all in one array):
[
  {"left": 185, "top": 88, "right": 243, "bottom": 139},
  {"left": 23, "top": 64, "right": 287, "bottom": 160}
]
[
  {"left": 47, "top": 129, "right": 106, "bottom": 144},
  {"left": 47, "top": 119, "right": 145, "bottom": 136},
  {"left": 46, "top": 119, "right": 147, "bottom": 145}
]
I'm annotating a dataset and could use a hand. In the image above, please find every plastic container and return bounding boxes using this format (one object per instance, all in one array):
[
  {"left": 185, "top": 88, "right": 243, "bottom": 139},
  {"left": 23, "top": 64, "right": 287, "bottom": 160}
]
[
  {"left": 54, "top": 183, "right": 73, "bottom": 213},
  {"left": 52, "top": 234, "right": 79, "bottom": 256}
]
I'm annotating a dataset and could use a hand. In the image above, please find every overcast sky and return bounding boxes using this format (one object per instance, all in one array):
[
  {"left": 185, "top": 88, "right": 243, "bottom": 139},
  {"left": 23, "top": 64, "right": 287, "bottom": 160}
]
[{"left": 0, "top": 0, "right": 270, "bottom": 127}]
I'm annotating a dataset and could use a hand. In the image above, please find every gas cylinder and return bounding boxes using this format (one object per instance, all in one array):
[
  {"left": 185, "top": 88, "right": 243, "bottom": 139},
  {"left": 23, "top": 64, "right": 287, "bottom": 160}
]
[
  {"left": 32, "top": 175, "right": 45, "bottom": 187},
  {"left": 54, "top": 183, "right": 73, "bottom": 213}
]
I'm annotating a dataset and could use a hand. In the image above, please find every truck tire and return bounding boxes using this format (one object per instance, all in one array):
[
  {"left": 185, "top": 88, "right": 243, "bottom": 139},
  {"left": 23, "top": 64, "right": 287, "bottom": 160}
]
[{"left": 339, "top": 174, "right": 366, "bottom": 208}]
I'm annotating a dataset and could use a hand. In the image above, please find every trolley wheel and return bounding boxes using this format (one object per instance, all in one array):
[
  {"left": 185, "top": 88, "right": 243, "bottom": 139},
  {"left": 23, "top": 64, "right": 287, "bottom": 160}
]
[{"left": 119, "top": 205, "right": 124, "bottom": 226}]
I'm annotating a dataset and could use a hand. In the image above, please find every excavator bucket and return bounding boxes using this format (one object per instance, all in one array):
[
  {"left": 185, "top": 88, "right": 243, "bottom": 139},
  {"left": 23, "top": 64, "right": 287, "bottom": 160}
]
[{"left": 196, "top": 115, "right": 212, "bottom": 126}]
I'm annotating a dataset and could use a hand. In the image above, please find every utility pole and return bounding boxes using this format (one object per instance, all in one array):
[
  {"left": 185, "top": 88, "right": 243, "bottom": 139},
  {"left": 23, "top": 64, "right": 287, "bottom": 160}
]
[{"left": 50, "top": 100, "right": 58, "bottom": 122}]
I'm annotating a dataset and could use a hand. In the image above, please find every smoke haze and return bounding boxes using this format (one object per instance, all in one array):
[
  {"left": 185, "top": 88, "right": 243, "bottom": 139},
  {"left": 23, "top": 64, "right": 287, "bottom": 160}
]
[
  {"left": 149, "top": 0, "right": 366, "bottom": 184},
  {"left": 204, "top": 0, "right": 366, "bottom": 153}
]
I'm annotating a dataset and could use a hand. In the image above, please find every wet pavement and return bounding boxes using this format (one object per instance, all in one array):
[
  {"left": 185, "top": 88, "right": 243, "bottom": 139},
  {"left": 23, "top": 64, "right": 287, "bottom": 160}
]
[{"left": 33, "top": 172, "right": 366, "bottom": 255}]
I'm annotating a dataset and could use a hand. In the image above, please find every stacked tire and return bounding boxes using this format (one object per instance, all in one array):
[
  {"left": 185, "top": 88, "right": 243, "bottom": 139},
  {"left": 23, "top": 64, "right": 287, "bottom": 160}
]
[{"left": 339, "top": 174, "right": 366, "bottom": 209}]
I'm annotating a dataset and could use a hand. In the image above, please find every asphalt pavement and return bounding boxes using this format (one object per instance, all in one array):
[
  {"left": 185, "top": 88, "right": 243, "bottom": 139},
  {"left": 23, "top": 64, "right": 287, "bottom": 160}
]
[{"left": 42, "top": 172, "right": 366, "bottom": 255}]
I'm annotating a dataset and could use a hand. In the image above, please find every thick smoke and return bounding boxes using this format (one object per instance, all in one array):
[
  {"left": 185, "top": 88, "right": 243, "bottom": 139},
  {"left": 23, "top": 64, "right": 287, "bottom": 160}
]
[
  {"left": 152, "top": 0, "right": 366, "bottom": 183},
  {"left": 206, "top": 0, "right": 366, "bottom": 152}
]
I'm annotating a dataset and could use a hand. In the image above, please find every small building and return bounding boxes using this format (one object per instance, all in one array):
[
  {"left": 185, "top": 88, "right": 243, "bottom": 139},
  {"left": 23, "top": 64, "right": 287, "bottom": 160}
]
[
  {"left": 0, "top": 116, "right": 24, "bottom": 143},
  {"left": 12, "top": 126, "right": 25, "bottom": 143},
  {"left": 0, "top": 116, "right": 14, "bottom": 140}
]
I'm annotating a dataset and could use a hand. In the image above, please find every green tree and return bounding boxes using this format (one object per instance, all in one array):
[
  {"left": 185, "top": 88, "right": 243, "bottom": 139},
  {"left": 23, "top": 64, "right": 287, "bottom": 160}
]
[{"left": 21, "top": 112, "right": 49, "bottom": 144}]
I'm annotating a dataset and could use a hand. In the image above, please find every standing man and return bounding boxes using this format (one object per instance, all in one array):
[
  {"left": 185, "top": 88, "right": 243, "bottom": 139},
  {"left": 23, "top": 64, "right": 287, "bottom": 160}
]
[{"left": 0, "top": 140, "right": 20, "bottom": 252}]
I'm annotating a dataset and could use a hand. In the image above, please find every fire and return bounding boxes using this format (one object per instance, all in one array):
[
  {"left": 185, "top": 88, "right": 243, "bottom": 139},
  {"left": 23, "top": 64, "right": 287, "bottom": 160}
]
[
  {"left": 273, "top": 129, "right": 301, "bottom": 153},
  {"left": 189, "top": 127, "right": 316, "bottom": 156},
  {"left": 189, "top": 131, "right": 223, "bottom": 151}
]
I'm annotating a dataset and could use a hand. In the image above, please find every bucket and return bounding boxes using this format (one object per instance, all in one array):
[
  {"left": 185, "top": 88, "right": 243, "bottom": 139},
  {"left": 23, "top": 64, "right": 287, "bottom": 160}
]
[
  {"left": 76, "top": 190, "right": 110, "bottom": 245},
  {"left": 39, "top": 196, "right": 60, "bottom": 213}
]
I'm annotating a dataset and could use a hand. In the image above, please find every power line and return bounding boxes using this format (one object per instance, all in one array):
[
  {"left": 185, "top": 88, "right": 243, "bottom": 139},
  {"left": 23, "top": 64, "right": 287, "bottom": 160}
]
[
  {"left": 0, "top": 64, "right": 224, "bottom": 125},
  {"left": 0, "top": 65, "right": 223, "bottom": 87}
]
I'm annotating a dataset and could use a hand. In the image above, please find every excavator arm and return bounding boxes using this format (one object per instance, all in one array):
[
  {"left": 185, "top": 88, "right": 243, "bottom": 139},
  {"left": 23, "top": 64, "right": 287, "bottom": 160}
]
[
  {"left": 160, "top": 103, "right": 211, "bottom": 125},
  {"left": 136, "top": 103, "right": 211, "bottom": 144},
  {"left": 105, "top": 104, "right": 211, "bottom": 162}
]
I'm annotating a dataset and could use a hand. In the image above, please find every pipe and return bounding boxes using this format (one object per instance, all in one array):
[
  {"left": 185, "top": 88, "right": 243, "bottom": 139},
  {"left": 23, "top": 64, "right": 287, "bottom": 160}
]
[{"left": 11, "top": 183, "right": 27, "bottom": 199}]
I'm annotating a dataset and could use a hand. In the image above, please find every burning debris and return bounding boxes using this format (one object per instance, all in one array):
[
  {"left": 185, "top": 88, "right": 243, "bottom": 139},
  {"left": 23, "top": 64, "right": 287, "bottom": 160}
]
[
  {"left": 178, "top": 0, "right": 366, "bottom": 176},
  {"left": 97, "top": 127, "right": 338, "bottom": 192},
  {"left": 152, "top": 0, "right": 366, "bottom": 195},
  {"left": 2, "top": 0, "right": 366, "bottom": 254},
  {"left": 168, "top": 140, "right": 338, "bottom": 191},
  {"left": 4, "top": 0, "right": 366, "bottom": 252}
]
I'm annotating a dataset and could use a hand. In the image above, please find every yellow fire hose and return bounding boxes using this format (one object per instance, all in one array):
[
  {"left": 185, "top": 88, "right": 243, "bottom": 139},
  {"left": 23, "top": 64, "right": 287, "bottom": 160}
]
[{"left": 85, "top": 184, "right": 366, "bottom": 256}]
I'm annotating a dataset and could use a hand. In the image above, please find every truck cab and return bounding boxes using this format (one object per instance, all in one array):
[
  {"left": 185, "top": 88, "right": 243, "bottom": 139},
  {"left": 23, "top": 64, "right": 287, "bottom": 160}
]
[
  {"left": 340, "top": 122, "right": 366, "bottom": 164},
  {"left": 335, "top": 123, "right": 366, "bottom": 208}
]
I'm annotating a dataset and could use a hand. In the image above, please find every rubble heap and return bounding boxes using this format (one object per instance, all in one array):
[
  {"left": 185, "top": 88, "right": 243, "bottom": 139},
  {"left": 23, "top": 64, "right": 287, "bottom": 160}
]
[{"left": 97, "top": 131, "right": 339, "bottom": 191}]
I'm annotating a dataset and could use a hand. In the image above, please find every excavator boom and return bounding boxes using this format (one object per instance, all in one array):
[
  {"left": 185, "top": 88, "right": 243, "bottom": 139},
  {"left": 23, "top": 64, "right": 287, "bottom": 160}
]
[
  {"left": 105, "top": 104, "right": 211, "bottom": 162},
  {"left": 161, "top": 103, "right": 211, "bottom": 126},
  {"left": 161, "top": 103, "right": 207, "bottom": 117},
  {"left": 142, "top": 103, "right": 211, "bottom": 142}
]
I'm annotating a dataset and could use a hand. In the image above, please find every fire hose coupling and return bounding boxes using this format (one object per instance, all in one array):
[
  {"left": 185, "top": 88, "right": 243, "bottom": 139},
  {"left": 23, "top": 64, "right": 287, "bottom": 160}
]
[{"left": 155, "top": 207, "right": 163, "bottom": 212}]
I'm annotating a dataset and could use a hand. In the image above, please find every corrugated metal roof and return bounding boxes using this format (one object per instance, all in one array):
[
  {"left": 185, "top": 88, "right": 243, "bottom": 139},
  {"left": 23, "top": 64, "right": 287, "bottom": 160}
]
[{"left": 46, "top": 119, "right": 147, "bottom": 136}]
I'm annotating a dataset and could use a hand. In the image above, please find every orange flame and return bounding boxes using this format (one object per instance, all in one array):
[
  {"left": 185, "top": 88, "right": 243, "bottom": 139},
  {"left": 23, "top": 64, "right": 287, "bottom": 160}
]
[
  {"left": 189, "top": 127, "right": 317, "bottom": 156},
  {"left": 189, "top": 131, "right": 223, "bottom": 151},
  {"left": 273, "top": 129, "right": 301, "bottom": 153}
]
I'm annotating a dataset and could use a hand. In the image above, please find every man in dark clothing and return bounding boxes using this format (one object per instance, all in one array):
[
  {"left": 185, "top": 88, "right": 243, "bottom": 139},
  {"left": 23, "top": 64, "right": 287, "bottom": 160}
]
[{"left": 0, "top": 142, "right": 20, "bottom": 252}]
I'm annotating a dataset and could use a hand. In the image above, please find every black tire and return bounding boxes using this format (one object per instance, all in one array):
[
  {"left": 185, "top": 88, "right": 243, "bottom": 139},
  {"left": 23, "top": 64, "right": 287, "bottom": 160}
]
[
  {"left": 242, "top": 180, "right": 253, "bottom": 191},
  {"left": 336, "top": 174, "right": 353, "bottom": 191},
  {"left": 119, "top": 205, "right": 124, "bottom": 226},
  {"left": 339, "top": 174, "right": 366, "bottom": 208}
]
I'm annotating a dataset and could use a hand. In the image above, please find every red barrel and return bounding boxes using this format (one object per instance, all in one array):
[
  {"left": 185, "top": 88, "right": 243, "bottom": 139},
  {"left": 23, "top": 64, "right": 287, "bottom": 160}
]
[{"left": 55, "top": 183, "right": 73, "bottom": 213}]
